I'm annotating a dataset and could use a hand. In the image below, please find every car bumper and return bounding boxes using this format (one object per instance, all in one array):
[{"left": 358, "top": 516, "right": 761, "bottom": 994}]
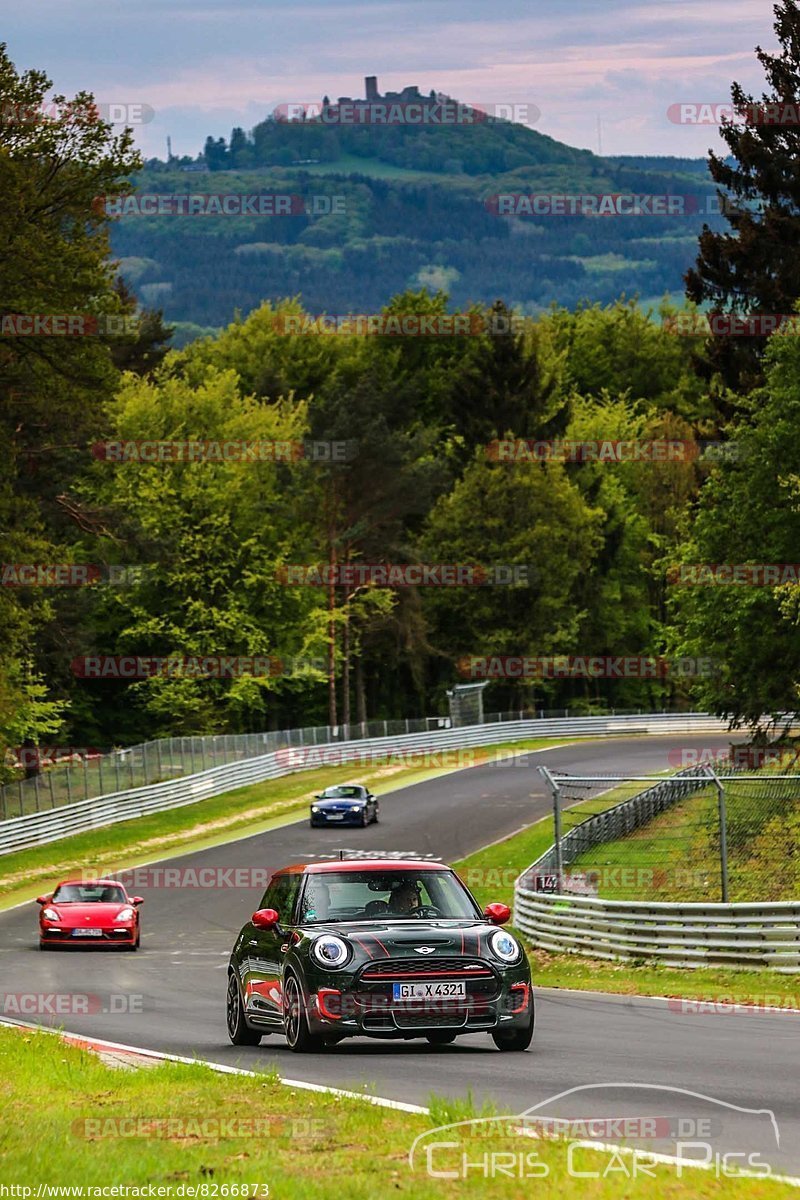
[
  {"left": 305, "top": 976, "right": 533, "bottom": 1038},
  {"left": 40, "top": 927, "right": 137, "bottom": 946},
  {"left": 310, "top": 813, "right": 366, "bottom": 825}
]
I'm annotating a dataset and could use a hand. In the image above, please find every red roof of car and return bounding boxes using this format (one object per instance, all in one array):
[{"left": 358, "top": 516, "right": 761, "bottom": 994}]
[{"left": 276, "top": 860, "right": 449, "bottom": 875}]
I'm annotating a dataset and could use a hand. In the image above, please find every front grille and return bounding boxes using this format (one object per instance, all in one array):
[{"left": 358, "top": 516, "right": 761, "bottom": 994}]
[
  {"left": 393, "top": 1010, "right": 468, "bottom": 1029},
  {"left": 360, "top": 957, "right": 494, "bottom": 980}
]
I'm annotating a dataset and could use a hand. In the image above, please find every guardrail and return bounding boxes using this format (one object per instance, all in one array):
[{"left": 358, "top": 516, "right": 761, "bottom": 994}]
[
  {"left": 513, "top": 761, "right": 800, "bottom": 970},
  {"left": 0, "top": 711, "right": 728, "bottom": 856},
  {"left": 513, "top": 890, "right": 800, "bottom": 970}
]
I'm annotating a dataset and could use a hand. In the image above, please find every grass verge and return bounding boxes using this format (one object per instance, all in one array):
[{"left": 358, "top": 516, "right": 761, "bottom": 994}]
[
  {"left": 0, "top": 738, "right": 569, "bottom": 911},
  {"left": 0, "top": 1026, "right": 792, "bottom": 1196}
]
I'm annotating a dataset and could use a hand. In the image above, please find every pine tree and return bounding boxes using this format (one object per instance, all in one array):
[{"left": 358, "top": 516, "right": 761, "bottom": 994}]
[{"left": 686, "top": 1, "right": 800, "bottom": 388}]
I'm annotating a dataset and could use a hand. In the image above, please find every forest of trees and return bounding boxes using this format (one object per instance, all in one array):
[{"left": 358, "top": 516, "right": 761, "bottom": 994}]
[
  {"left": 116, "top": 159, "right": 727, "bottom": 335},
  {"left": 4, "top": 1, "right": 800, "bottom": 773}
]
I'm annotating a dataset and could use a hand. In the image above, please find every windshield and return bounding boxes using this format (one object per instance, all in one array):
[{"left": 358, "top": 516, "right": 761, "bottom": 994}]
[
  {"left": 298, "top": 870, "right": 479, "bottom": 924},
  {"left": 52, "top": 883, "right": 127, "bottom": 904},
  {"left": 320, "top": 786, "right": 363, "bottom": 798}
]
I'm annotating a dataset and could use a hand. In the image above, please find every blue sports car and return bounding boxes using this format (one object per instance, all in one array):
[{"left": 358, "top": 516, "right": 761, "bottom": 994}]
[{"left": 310, "top": 784, "right": 379, "bottom": 828}]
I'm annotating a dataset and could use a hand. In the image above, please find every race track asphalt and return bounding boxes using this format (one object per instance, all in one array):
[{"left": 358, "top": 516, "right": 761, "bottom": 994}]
[{"left": 2, "top": 734, "right": 798, "bottom": 1176}]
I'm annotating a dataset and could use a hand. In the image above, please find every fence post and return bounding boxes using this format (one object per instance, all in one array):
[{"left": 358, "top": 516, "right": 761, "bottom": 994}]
[
  {"left": 540, "top": 766, "right": 563, "bottom": 893},
  {"left": 707, "top": 765, "right": 729, "bottom": 902}
]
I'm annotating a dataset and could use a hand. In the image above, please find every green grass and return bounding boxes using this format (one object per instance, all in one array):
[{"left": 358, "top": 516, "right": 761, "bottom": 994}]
[
  {"left": 0, "top": 1027, "right": 792, "bottom": 1196},
  {"left": 0, "top": 738, "right": 570, "bottom": 910}
]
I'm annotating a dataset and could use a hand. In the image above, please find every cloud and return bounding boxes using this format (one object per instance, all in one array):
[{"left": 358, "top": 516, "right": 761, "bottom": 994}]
[{"left": 2, "top": 0, "right": 778, "bottom": 157}]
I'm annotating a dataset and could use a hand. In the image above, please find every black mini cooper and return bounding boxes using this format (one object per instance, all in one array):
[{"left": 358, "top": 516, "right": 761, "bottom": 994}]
[{"left": 226, "top": 859, "right": 534, "bottom": 1052}]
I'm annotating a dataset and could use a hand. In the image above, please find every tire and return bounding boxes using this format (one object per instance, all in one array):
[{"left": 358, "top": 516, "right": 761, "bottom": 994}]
[
  {"left": 283, "top": 973, "right": 325, "bottom": 1053},
  {"left": 426, "top": 1031, "right": 457, "bottom": 1046},
  {"left": 360, "top": 810, "right": 368, "bottom": 828},
  {"left": 127, "top": 933, "right": 140, "bottom": 951},
  {"left": 372, "top": 809, "right": 379, "bottom": 824},
  {"left": 226, "top": 973, "right": 262, "bottom": 1046},
  {"left": 39, "top": 942, "right": 49, "bottom": 951},
  {"left": 491, "top": 1006, "right": 534, "bottom": 1052}
]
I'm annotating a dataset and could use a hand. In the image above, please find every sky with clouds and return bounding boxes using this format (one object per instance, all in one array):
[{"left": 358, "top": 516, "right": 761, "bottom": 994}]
[{"left": 3, "top": 0, "right": 778, "bottom": 160}]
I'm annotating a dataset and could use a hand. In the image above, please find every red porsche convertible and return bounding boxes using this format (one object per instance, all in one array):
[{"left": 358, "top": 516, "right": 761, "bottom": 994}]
[{"left": 37, "top": 879, "right": 143, "bottom": 950}]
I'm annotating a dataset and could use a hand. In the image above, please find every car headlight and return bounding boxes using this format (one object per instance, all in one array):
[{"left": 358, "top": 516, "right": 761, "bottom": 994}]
[
  {"left": 310, "top": 935, "right": 350, "bottom": 969},
  {"left": 350, "top": 804, "right": 362, "bottom": 812},
  {"left": 311, "top": 806, "right": 321, "bottom": 813},
  {"left": 490, "top": 929, "right": 522, "bottom": 963},
  {"left": 41, "top": 908, "right": 59, "bottom": 922},
  {"left": 116, "top": 907, "right": 135, "bottom": 922}
]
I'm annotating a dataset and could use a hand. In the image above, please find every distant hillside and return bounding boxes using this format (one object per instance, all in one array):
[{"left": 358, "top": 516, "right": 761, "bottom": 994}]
[{"left": 118, "top": 83, "right": 723, "bottom": 339}]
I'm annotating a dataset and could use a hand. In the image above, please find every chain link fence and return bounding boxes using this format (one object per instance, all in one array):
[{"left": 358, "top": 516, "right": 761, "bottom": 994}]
[
  {"left": 0, "top": 706, "right": 695, "bottom": 822},
  {"left": 533, "top": 760, "right": 800, "bottom": 904}
]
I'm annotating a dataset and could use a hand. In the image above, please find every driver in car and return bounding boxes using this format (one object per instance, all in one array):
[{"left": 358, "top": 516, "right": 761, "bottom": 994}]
[{"left": 389, "top": 878, "right": 421, "bottom": 914}]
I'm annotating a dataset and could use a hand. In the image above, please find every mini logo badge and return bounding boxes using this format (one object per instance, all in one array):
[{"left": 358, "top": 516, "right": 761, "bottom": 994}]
[{"left": 414, "top": 946, "right": 436, "bottom": 954}]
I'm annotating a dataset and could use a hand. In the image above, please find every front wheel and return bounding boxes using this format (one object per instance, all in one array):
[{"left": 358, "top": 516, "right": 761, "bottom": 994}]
[
  {"left": 491, "top": 1007, "right": 534, "bottom": 1052},
  {"left": 284, "top": 973, "right": 325, "bottom": 1053},
  {"left": 227, "top": 973, "right": 262, "bottom": 1046}
]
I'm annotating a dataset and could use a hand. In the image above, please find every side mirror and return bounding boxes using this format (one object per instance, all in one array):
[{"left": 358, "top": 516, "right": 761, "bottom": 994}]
[
  {"left": 252, "top": 907, "right": 280, "bottom": 931},
  {"left": 35, "top": 895, "right": 52, "bottom": 905},
  {"left": 484, "top": 902, "right": 511, "bottom": 925},
  {"left": 131, "top": 896, "right": 144, "bottom": 906}
]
